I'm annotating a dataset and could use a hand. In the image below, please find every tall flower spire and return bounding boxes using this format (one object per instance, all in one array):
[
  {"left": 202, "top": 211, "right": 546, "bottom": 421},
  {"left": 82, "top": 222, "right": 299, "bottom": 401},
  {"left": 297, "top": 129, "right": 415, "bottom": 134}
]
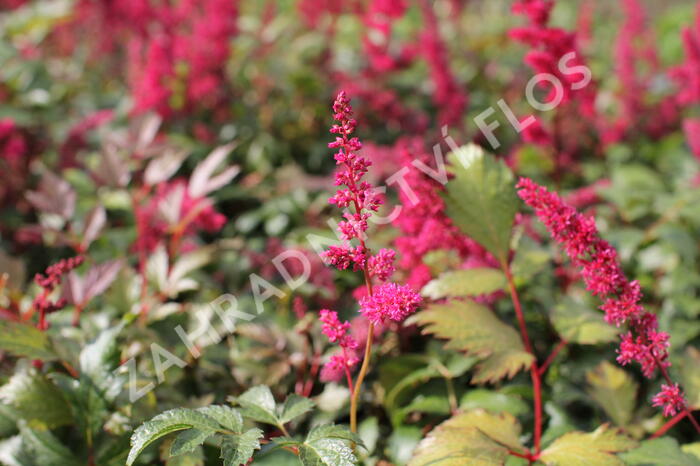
[{"left": 517, "top": 177, "right": 688, "bottom": 418}]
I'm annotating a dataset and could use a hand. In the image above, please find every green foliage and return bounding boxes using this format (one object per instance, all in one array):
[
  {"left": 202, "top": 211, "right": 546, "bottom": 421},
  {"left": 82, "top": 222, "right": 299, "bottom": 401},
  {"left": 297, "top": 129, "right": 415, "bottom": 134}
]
[
  {"left": 229, "top": 385, "right": 315, "bottom": 428},
  {"left": 0, "top": 370, "right": 72, "bottom": 430},
  {"left": 408, "top": 410, "right": 525, "bottom": 466},
  {"left": 442, "top": 144, "right": 518, "bottom": 265},
  {"left": 538, "top": 425, "right": 636, "bottom": 465},
  {"left": 619, "top": 437, "right": 700, "bottom": 466},
  {"left": 421, "top": 268, "right": 506, "bottom": 300},
  {"left": 585, "top": 361, "right": 638, "bottom": 427},
  {"left": 274, "top": 424, "right": 363, "bottom": 466},
  {"left": 550, "top": 300, "right": 619, "bottom": 345},
  {"left": 410, "top": 299, "right": 534, "bottom": 383},
  {"left": 0, "top": 321, "right": 56, "bottom": 361}
]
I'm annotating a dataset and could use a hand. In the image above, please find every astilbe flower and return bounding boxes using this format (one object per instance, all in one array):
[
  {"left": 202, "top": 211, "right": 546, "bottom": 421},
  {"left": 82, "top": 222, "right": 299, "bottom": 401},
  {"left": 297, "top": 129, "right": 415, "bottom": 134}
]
[
  {"left": 319, "top": 310, "right": 359, "bottom": 384},
  {"left": 362, "top": 0, "right": 412, "bottom": 73},
  {"left": 321, "top": 91, "right": 421, "bottom": 382},
  {"left": 510, "top": 0, "right": 595, "bottom": 115},
  {"left": 517, "top": 178, "right": 685, "bottom": 417},
  {"left": 419, "top": 0, "right": 468, "bottom": 127},
  {"left": 33, "top": 256, "right": 85, "bottom": 330},
  {"left": 652, "top": 384, "right": 686, "bottom": 417}
]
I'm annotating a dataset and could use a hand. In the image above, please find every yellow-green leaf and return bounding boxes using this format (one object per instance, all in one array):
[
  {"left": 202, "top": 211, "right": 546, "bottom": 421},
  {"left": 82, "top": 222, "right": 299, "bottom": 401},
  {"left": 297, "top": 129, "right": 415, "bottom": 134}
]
[
  {"left": 586, "top": 361, "right": 638, "bottom": 427},
  {"left": 408, "top": 410, "right": 524, "bottom": 466},
  {"left": 421, "top": 268, "right": 506, "bottom": 300},
  {"left": 0, "top": 320, "right": 56, "bottom": 361},
  {"left": 409, "top": 300, "right": 534, "bottom": 383},
  {"left": 539, "top": 425, "right": 637, "bottom": 466},
  {"left": 550, "top": 300, "right": 618, "bottom": 345}
]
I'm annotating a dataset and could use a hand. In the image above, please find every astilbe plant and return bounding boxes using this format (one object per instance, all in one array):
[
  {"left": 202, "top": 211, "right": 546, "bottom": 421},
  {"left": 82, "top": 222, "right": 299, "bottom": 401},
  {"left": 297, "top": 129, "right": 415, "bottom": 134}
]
[
  {"left": 321, "top": 91, "right": 422, "bottom": 432},
  {"left": 517, "top": 177, "right": 700, "bottom": 427}
]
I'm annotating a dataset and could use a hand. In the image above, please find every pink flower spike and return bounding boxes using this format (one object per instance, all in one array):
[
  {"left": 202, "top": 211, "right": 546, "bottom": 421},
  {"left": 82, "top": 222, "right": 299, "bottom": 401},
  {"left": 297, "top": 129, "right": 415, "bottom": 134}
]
[
  {"left": 359, "top": 282, "right": 422, "bottom": 324},
  {"left": 652, "top": 384, "right": 686, "bottom": 417}
]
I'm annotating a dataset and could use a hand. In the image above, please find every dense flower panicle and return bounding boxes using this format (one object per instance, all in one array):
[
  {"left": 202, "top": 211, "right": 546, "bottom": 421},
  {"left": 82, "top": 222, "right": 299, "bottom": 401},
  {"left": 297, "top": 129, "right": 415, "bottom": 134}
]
[
  {"left": 652, "top": 384, "right": 686, "bottom": 417},
  {"left": 319, "top": 309, "right": 359, "bottom": 382},
  {"left": 359, "top": 283, "right": 422, "bottom": 324},
  {"left": 510, "top": 0, "right": 595, "bottom": 115},
  {"left": 518, "top": 177, "right": 686, "bottom": 416},
  {"left": 362, "top": 0, "right": 411, "bottom": 73},
  {"left": 367, "top": 248, "right": 395, "bottom": 281},
  {"left": 322, "top": 91, "right": 384, "bottom": 271},
  {"left": 419, "top": 0, "right": 468, "bottom": 127}
]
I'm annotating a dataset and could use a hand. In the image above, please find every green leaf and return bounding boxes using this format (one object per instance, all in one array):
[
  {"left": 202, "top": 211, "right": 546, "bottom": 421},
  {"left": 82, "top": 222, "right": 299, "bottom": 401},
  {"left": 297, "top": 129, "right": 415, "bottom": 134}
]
[
  {"left": 680, "top": 347, "right": 700, "bottom": 408},
  {"left": 0, "top": 435, "right": 34, "bottom": 466},
  {"left": 170, "top": 429, "right": 215, "bottom": 457},
  {"left": 279, "top": 394, "right": 315, "bottom": 424},
  {"left": 19, "top": 422, "right": 80, "bottom": 466},
  {"left": 620, "top": 438, "right": 700, "bottom": 466},
  {"left": 196, "top": 405, "right": 243, "bottom": 433},
  {"left": 0, "top": 321, "right": 55, "bottom": 361},
  {"left": 230, "top": 385, "right": 278, "bottom": 425},
  {"left": 0, "top": 370, "right": 72, "bottom": 429},
  {"left": 586, "top": 361, "right": 638, "bottom": 427},
  {"left": 683, "top": 443, "right": 700, "bottom": 461},
  {"left": 126, "top": 408, "right": 221, "bottom": 465},
  {"left": 220, "top": 428, "right": 264, "bottom": 466},
  {"left": 460, "top": 389, "right": 529, "bottom": 417},
  {"left": 539, "top": 425, "right": 636, "bottom": 465},
  {"left": 409, "top": 300, "right": 534, "bottom": 383},
  {"left": 421, "top": 268, "right": 506, "bottom": 300},
  {"left": 408, "top": 410, "right": 524, "bottom": 466},
  {"left": 443, "top": 144, "right": 517, "bottom": 265},
  {"left": 298, "top": 424, "right": 360, "bottom": 466},
  {"left": 550, "top": 300, "right": 619, "bottom": 345}
]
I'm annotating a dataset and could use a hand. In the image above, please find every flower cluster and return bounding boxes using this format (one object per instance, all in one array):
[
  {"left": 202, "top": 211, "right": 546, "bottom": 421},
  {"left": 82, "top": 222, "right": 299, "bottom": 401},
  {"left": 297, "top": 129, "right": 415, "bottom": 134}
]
[
  {"left": 318, "top": 310, "right": 359, "bottom": 384},
  {"left": 359, "top": 283, "right": 421, "bottom": 324},
  {"left": 510, "top": 0, "right": 595, "bottom": 114},
  {"left": 321, "top": 91, "right": 422, "bottom": 385},
  {"left": 652, "top": 383, "right": 686, "bottom": 417},
  {"left": 517, "top": 177, "right": 682, "bottom": 416},
  {"left": 419, "top": 0, "right": 467, "bottom": 127},
  {"left": 322, "top": 91, "right": 383, "bottom": 270},
  {"left": 33, "top": 256, "right": 85, "bottom": 330}
]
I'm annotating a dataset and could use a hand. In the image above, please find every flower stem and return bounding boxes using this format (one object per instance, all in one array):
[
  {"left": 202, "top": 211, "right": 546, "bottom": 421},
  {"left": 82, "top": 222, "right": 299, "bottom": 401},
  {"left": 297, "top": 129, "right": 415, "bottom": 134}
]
[
  {"left": 651, "top": 411, "right": 687, "bottom": 438},
  {"left": 350, "top": 321, "right": 374, "bottom": 433},
  {"left": 504, "top": 265, "right": 543, "bottom": 455},
  {"left": 538, "top": 339, "right": 567, "bottom": 376}
]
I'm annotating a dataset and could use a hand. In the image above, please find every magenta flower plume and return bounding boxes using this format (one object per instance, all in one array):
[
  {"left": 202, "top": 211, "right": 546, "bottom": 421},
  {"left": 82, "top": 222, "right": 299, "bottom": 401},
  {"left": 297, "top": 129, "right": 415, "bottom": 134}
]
[
  {"left": 319, "top": 310, "right": 359, "bottom": 384},
  {"left": 652, "top": 383, "right": 686, "bottom": 417},
  {"left": 360, "top": 283, "right": 422, "bottom": 325},
  {"left": 517, "top": 177, "right": 683, "bottom": 417}
]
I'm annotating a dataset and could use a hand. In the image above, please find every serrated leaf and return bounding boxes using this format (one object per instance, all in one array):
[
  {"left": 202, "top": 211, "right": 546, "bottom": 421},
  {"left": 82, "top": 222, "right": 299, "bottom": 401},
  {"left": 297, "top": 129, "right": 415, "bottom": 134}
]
[
  {"left": 586, "top": 361, "right": 638, "bottom": 427},
  {"left": 0, "top": 321, "right": 56, "bottom": 361},
  {"left": 126, "top": 408, "right": 221, "bottom": 465},
  {"left": 220, "top": 428, "right": 263, "bottom": 466},
  {"left": 19, "top": 423, "right": 80, "bottom": 466},
  {"left": 539, "top": 425, "right": 636, "bottom": 465},
  {"left": 279, "top": 395, "right": 315, "bottom": 424},
  {"left": 298, "top": 424, "right": 360, "bottom": 466},
  {"left": 0, "top": 371, "right": 71, "bottom": 429},
  {"left": 620, "top": 438, "right": 700, "bottom": 465},
  {"left": 170, "top": 429, "right": 215, "bottom": 457},
  {"left": 550, "top": 300, "right": 619, "bottom": 345},
  {"left": 421, "top": 268, "right": 506, "bottom": 300},
  {"left": 231, "top": 385, "right": 278, "bottom": 425},
  {"left": 408, "top": 410, "right": 522, "bottom": 466},
  {"left": 443, "top": 144, "right": 517, "bottom": 265},
  {"left": 196, "top": 406, "right": 243, "bottom": 433},
  {"left": 409, "top": 300, "right": 534, "bottom": 383}
]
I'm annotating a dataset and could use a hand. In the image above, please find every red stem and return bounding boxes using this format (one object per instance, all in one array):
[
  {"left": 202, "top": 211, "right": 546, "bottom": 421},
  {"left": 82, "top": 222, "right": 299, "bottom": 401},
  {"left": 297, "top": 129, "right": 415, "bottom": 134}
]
[
  {"left": 504, "top": 266, "right": 542, "bottom": 456},
  {"left": 538, "top": 339, "right": 567, "bottom": 376},
  {"left": 651, "top": 411, "right": 687, "bottom": 438}
]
